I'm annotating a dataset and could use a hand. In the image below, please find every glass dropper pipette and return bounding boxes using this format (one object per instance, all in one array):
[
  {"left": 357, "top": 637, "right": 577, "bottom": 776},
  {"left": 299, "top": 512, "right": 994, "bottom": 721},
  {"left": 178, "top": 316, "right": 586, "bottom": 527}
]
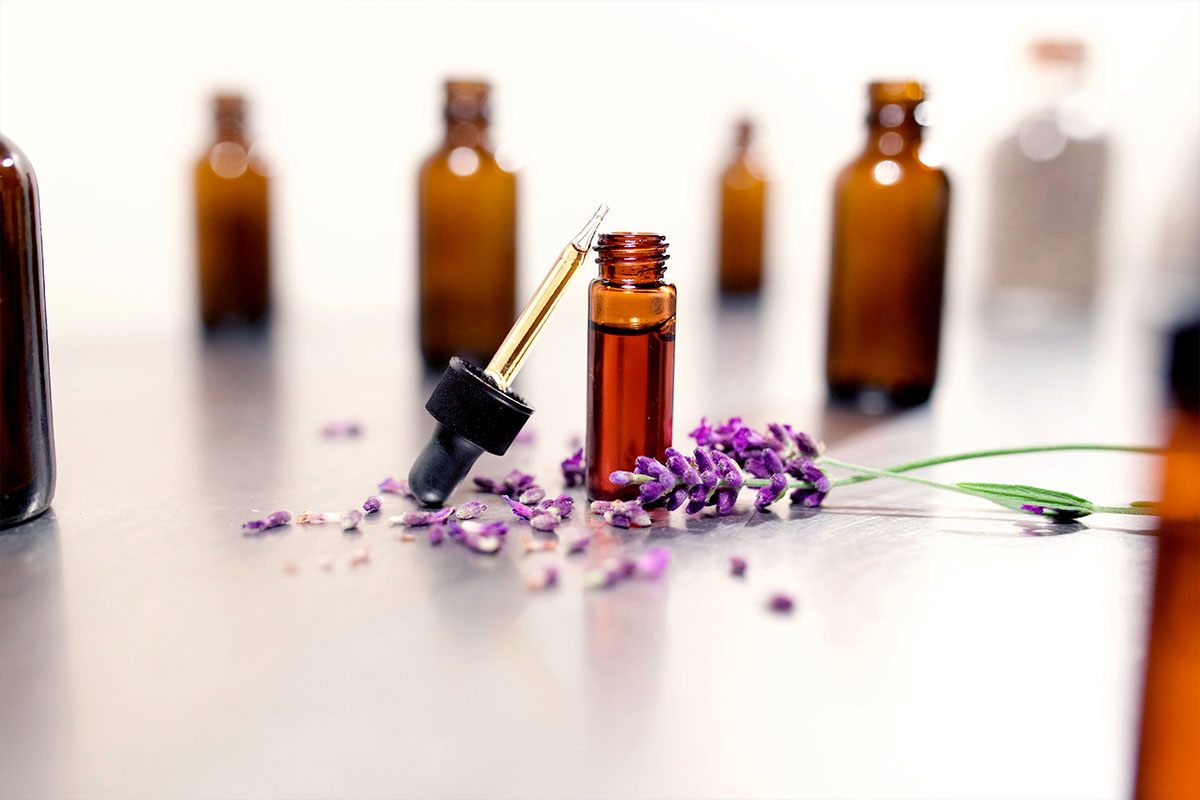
[{"left": 484, "top": 203, "right": 609, "bottom": 390}]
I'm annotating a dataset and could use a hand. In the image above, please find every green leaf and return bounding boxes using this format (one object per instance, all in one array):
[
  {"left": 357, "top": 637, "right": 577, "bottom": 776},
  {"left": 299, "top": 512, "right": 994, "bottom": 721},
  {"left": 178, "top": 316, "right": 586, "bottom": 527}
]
[{"left": 955, "top": 482, "right": 1095, "bottom": 510}]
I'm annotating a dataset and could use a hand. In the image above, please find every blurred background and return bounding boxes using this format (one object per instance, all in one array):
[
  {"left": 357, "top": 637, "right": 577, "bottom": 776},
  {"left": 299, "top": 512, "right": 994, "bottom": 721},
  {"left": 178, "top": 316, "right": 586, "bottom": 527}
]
[{"left": 1, "top": 0, "right": 1198, "bottom": 413}]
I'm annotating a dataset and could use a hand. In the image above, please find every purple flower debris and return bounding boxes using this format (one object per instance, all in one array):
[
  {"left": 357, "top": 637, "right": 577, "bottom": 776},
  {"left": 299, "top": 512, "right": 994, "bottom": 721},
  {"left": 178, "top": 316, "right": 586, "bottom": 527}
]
[
  {"left": 379, "top": 476, "right": 414, "bottom": 497},
  {"left": 446, "top": 519, "right": 507, "bottom": 554},
  {"left": 295, "top": 510, "right": 336, "bottom": 524},
  {"left": 754, "top": 473, "right": 789, "bottom": 512},
  {"left": 320, "top": 420, "right": 362, "bottom": 438},
  {"left": 428, "top": 525, "right": 446, "bottom": 546},
  {"left": 503, "top": 495, "right": 535, "bottom": 520},
  {"left": 454, "top": 500, "right": 487, "bottom": 520},
  {"left": 363, "top": 495, "right": 383, "bottom": 514},
  {"left": 634, "top": 547, "right": 671, "bottom": 579},
  {"left": 590, "top": 498, "right": 652, "bottom": 528},
  {"left": 561, "top": 448, "right": 586, "bottom": 488},
  {"left": 389, "top": 507, "right": 454, "bottom": 527},
  {"left": 518, "top": 485, "right": 546, "bottom": 505},
  {"left": 539, "top": 495, "right": 574, "bottom": 518},
  {"left": 341, "top": 509, "right": 364, "bottom": 531},
  {"left": 562, "top": 529, "right": 591, "bottom": 554},
  {"left": 530, "top": 511, "right": 562, "bottom": 531},
  {"left": 242, "top": 510, "right": 291, "bottom": 534},
  {"left": 474, "top": 469, "right": 538, "bottom": 497},
  {"left": 768, "top": 593, "right": 795, "bottom": 614},
  {"left": 730, "top": 556, "right": 747, "bottom": 577},
  {"left": 525, "top": 565, "right": 559, "bottom": 592}
]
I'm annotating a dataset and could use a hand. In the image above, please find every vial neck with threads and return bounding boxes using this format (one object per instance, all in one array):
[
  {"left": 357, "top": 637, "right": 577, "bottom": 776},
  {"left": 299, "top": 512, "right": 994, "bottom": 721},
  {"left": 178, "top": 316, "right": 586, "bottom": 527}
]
[
  {"left": 595, "top": 233, "right": 669, "bottom": 286},
  {"left": 864, "top": 81, "right": 925, "bottom": 160}
]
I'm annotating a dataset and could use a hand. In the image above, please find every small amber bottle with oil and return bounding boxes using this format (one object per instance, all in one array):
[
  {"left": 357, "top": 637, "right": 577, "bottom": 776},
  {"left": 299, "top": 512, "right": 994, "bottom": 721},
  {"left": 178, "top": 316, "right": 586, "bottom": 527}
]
[
  {"left": 826, "top": 81, "right": 950, "bottom": 409},
  {"left": 718, "top": 119, "right": 767, "bottom": 295},
  {"left": 587, "top": 233, "right": 676, "bottom": 501},
  {"left": 417, "top": 80, "right": 517, "bottom": 371},
  {"left": 194, "top": 94, "right": 271, "bottom": 329}
]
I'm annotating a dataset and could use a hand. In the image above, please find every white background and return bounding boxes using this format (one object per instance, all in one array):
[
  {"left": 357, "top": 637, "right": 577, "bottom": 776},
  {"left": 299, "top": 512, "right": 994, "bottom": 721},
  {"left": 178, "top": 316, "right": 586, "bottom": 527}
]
[{"left": 1, "top": 0, "right": 1197, "bottom": 361}]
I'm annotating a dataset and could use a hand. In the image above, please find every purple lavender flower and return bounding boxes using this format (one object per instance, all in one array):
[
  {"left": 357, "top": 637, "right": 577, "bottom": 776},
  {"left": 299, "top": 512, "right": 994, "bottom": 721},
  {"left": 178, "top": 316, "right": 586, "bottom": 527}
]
[
  {"left": 242, "top": 510, "right": 291, "bottom": 535},
  {"left": 503, "top": 495, "right": 534, "bottom": 520},
  {"left": 665, "top": 486, "right": 689, "bottom": 511},
  {"left": 714, "top": 487, "right": 738, "bottom": 515},
  {"left": 790, "top": 487, "right": 827, "bottom": 507},
  {"left": 765, "top": 422, "right": 792, "bottom": 452},
  {"left": 794, "top": 431, "right": 820, "bottom": 457},
  {"left": 754, "top": 473, "right": 789, "bottom": 511},
  {"left": 639, "top": 480, "right": 672, "bottom": 505},
  {"left": 584, "top": 557, "right": 636, "bottom": 589},
  {"left": 635, "top": 456, "right": 674, "bottom": 485},
  {"left": 601, "top": 499, "right": 652, "bottom": 528},
  {"left": 341, "top": 509, "right": 363, "bottom": 530},
  {"left": 428, "top": 525, "right": 446, "bottom": 546},
  {"left": 561, "top": 448, "right": 586, "bottom": 488},
  {"left": 711, "top": 450, "right": 744, "bottom": 489},
  {"left": 787, "top": 458, "right": 832, "bottom": 492},
  {"left": 685, "top": 484, "right": 709, "bottom": 515},
  {"left": 689, "top": 417, "right": 716, "bottom": 446},
  {"left": 363, "top": 495, "right": 382, "bottom": 514},
  {"left": 730, "top": 556, "right": 747, "bottom": 577},
  {"left": 242, "top": 519, "right": 267, "bottom": 532},
  {"left": 539, "top": 495, "right": 574, "bottom": 518},
  {"left": 732, "top": 426, "right": 765, "bottom": 459},
  {"left": 610, "top": 471, "right": 638, "bottom": 486},
  {"left": 379, "top": 477, "right": 413, "bottom": 497},
  {"left": 665, "top": 451, "right": 690, "bottom": 477},
  {"left": 447, "top": 519, "right": 505, "bottom": 554},
  {"left": 474, "top": 469, "right": 537, "bottom": 496},
  {"left": 542, "top": 566, "right": 559, "bottom": 587},
  {"left": 590, "top": 500, "right": 613, "bottom": 515},
  {"left": 634, "top": 547, "right": 671, "bottom": 579},
  {"left": 768, "top": 593, "right": 795, "bottom": 613},
  {"left": 518, "top": 485, "right": 546, "bottom": 505},
  {"left": 390, "top": 507, "right": 454, "bottom": 527},
  {"left": 455, "top": 500, "right": 487, "bottom": 519},
  {"left": 693, "top": 447, "right": 715, "bottom": 474},
  {"left": 530, "top": 511, "right": 562, "bottom": 531},
  {"left": 564, "top": 530, "right": 591, "bottom": 554},
  {"left": 701, "top": 469, "right": 719, "bottom": 492}
]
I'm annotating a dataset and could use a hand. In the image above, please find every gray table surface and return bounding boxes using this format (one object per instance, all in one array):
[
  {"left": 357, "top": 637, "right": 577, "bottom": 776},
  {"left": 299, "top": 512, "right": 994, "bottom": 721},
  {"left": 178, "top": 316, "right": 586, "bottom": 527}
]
[{"left": 0, "top": 303, "right": 1166, "bottom": 799}]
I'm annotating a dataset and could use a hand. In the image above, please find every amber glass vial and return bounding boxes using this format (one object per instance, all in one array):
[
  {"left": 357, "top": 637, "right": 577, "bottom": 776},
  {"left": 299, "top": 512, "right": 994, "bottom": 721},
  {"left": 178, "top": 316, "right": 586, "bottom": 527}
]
[
  {"left": 1, "top": 134, "right": 56, "bottom": 528},
  {"left": 587, "top": 233, "right": 676, "bottom": 501},
  {"left": 417, "top": 80, "right": 517, "bottom": 371},
  {"left": 826, "top": 81, "right": 951, "bottom": 408},
  {"left": 1135, "top": 321, "right": 1200, "bottom": 799},
  {"left": 718, "top": 120, "right": 767, "bottom": 294},
  {"left": 194, "top": 94, "right": 271, "bottom": 328}
]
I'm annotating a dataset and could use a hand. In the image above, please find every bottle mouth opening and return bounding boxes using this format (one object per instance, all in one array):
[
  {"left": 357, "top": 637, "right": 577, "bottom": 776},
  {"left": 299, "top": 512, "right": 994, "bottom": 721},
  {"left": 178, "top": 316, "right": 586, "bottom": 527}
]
[{"left": 595, "top": 233, "right": 669, "bottom": 268}]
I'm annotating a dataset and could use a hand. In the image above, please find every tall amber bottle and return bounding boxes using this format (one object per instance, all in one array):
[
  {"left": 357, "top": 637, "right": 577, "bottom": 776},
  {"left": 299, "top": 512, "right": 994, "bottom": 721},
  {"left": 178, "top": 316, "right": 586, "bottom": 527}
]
[
  {"left": 1135, "top": 319, "right": 1200, "bottom": 799},
  {"left": 418, "top": 80, "right": 517, "bottom": 371},
  {"left": 718, "top": 120, "right": 767, "bottom": 294},
  {"left": 194, "top": 94, "right": 271, "bottom": 328},
  {"left": 587, "top": 233, "right": 676, "bottom": 501},
  {"left": 1, "top": 134, "right": 56, "bottom": 528},
  {"left": 826, "top": 82, "right": 950, "bottom": 409}
]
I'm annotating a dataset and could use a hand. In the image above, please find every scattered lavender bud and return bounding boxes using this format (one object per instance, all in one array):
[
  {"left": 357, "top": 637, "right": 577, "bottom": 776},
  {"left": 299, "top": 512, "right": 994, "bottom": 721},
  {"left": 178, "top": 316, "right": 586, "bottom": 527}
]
[
  {"left": 768, "top": 593, "right": 795, "bottom": 613},
  {"left": 542, "top": 566, "right": 559, "bottom": 588},
  {"left": 606, "top": 510, "right": 631, "bottom": 528},
  {"left": 525, "top": 565, "right": 559, "bottom": 591},
  {"left": 266, "top": 510, "right": 292, "bottom": 527},
  {"left": 464, "top": 520, "right": 509, "bottom": 538},
  {"left": 341, "top": 509, "right": 364, "bottom": 530},
  {"left": 503, "top": 495, "right": 534, "bottom": 520},
  {"left": 455, "top": 500, "right": 487, "bottom": 520},
  {"left": 634, "top": 547, "right": 671, "bottom": 579},
  {"left": 561, "top": 448, "right": 585, "bottom": 488},
  {"left": 379, "top": 477, "right": 413, "bottom": 497},
  {"left": 363, "top": 495, "right": 382, "bottom": 514},
  {"left": 390, "top": 508, "right": 453, "bottom": 527},
  {"left": 754, "top": 473, "right": 789, "bottom": 511},
  {"left": 564, "top": 530, "right": 591, "bottom": 554},
  {"left": 730, "top": 556, "right": 747, "bottom": 577},
  {"left": 448, "top": 519, "right": 504, "bottom": 554},
  {"left": 242, "top": 519, "right": 267, "bottom": 532},
  {"left": 320, "top": 420, "right": 362, "bottom": 438},
  {"left": 539, "top": 494, "right": 574, "bottom": 518},
  {"left": 590, "top": 500, "right": 613, "bottom": 515},
  {"left": 519, "top": 485, "right": 546, "bottom": 505},
  {"left": 428, "top": 525, "right": 446, "bottom": 546},
  {"left": 629, "top": 506, "right": 653, "bottom": 527},
  {"left": 530, "top": 511, "right": 562, "bottom": 531}
]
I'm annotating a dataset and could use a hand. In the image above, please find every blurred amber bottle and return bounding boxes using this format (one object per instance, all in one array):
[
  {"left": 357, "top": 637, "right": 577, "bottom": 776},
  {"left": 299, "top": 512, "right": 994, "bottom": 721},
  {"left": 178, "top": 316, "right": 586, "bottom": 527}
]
[
  {"left": 587, "top": 233, "right": 676, "bottom": 501},
  {"left": 194, "top": 94, "right": 271, "bottom": 328},
  {"left": 418, "top": 80, "right": 517, "bottom": 371},
  {"left": 826, "top": 81, "right": 950, "bottom": 409},
  {"left": 718, "top": 120, "right": 767, "bottom": 295},
  {"left": 1, "top": 134, "right": 56, "bottom": 528},
  {"left": 1135, "top": 319, "right": 1200, "bottom": 799}
]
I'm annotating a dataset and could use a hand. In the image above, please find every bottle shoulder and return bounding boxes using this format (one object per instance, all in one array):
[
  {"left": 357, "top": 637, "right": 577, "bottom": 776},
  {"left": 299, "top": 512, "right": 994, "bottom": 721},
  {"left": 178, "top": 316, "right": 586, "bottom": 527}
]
[{"left": 0, "top": 134, "right": 39, "bottom": 197}]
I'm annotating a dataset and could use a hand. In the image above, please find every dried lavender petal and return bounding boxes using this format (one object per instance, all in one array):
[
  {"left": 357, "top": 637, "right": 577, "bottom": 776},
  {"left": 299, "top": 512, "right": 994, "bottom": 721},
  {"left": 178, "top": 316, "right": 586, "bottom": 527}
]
[
  {"left": 744, "top": 455, "right": 771, "bottom": 479},
  {"left": 455, "top": 500, "right": 487, "bottom": 520},
  {"left": 363, "top": 495, "right": 382, "bottom": 514},
  {"left": 518, "top": 485, "right": 546, "bottom": 505},
  {"left": 341, "top": 509, "right": 363, "bottom": 530},
  {"left": 428, "top": 525, "right": 446, "bottom": 545},
  {"left": 530, "top": 511, "right": 562, "bottom": 531},
  {"left": 463, "top": 520, "right": 509, "bottom": 537},
  {"left": 798, "top": 460, "right": 832, "bottom": 493},
  {"left": 505, "top": 469, "right": 537, "bottom": 493},
  {"left": 634, "top": 547, "right": 671, "bottom": 579},
  {"left": 390, "top": 508, "right": 452, "bottom": 527},
  {"left": 540, "top": 494, "right": 574, "bottom": 518},
  {"left": 605, "top": 511, "right": 631, "bottom": 528},
  {"left": 521, "top": 536, "right": 557, "bottom": 553},
  {"left": 525, "top": 565, "right": 559, "bottom": 591},
  {"left": 629, "top": 506, "right": 652, "bottom": 527},
  {"left": 765, "top": 422, "right": 791, "bottom": 451},
  {"left": 730, "top": 556, "right": 747, "bottom": 577},
  {"left": 561, "top": 448, "right": 585, "bottom": 488},
  {"left": 768, "top": 593, "right": 794, "bottom": 613},
  {"left": 590, "top": 500, "right": 613, "bottom": 515},
  {"left": 266, "top": 510, "right": 292, "bottom": 527},
  {"left": 379, "top": 476, "right": 413, "bottom": 497},
  {"left": 242, "top": 519, "right": 267, "bottom": 532},
  {"left": 503, "top": 495, "right": 534, "bottom": 520}
]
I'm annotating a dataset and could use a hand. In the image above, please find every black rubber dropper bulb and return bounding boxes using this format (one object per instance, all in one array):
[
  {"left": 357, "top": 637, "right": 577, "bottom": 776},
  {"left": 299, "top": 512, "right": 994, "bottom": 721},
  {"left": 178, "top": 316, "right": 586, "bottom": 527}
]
[{"left": 408, "top": 204, "right": 609, "bottom": 507}]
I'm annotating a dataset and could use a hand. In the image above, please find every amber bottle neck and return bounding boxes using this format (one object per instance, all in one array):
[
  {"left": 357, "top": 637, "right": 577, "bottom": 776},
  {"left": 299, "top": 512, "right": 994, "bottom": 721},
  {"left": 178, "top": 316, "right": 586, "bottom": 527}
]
[
  {"left": 864, "top": 103, "right": 923, "bottom": 157},
  {"left": 444, "top": 119, "right": 490, "bottom": 149},
  {"left": 595, "top": 233, "right": 669, "bottom": 284}
]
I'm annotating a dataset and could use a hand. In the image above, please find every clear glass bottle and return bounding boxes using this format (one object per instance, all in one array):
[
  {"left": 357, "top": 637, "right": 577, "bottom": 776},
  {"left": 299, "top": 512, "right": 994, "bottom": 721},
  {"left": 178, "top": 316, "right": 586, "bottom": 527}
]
[
  {"left": 826, "top": 81, "right": 951, "bottom": 409},
  {"left": 194, "top": 94, "right": 271, "bottom": 329},
  {"left": 718, "top": 119, "right": 767, "bottom": 295},
  {"left": 984, "top": 40, "right": 1110, "bottom": 328},
  {"left": 1, "top": 133, "right": 56, "bottom": 528},
  {"left": 1135, "top": 318, "right": 1200, "bottom": 799},
  {"left": 587, "top": 233, "right": 676, "bottom": 501},
  {"left": 417, "top": 79, "right": 517, "bottom": 372}
]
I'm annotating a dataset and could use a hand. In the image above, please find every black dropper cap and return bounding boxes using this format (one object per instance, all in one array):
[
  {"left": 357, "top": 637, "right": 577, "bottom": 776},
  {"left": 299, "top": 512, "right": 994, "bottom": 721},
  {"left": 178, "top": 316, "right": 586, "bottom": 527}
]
[{"left": 408, "top": 357, "right": 533, "bottom": 507}]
